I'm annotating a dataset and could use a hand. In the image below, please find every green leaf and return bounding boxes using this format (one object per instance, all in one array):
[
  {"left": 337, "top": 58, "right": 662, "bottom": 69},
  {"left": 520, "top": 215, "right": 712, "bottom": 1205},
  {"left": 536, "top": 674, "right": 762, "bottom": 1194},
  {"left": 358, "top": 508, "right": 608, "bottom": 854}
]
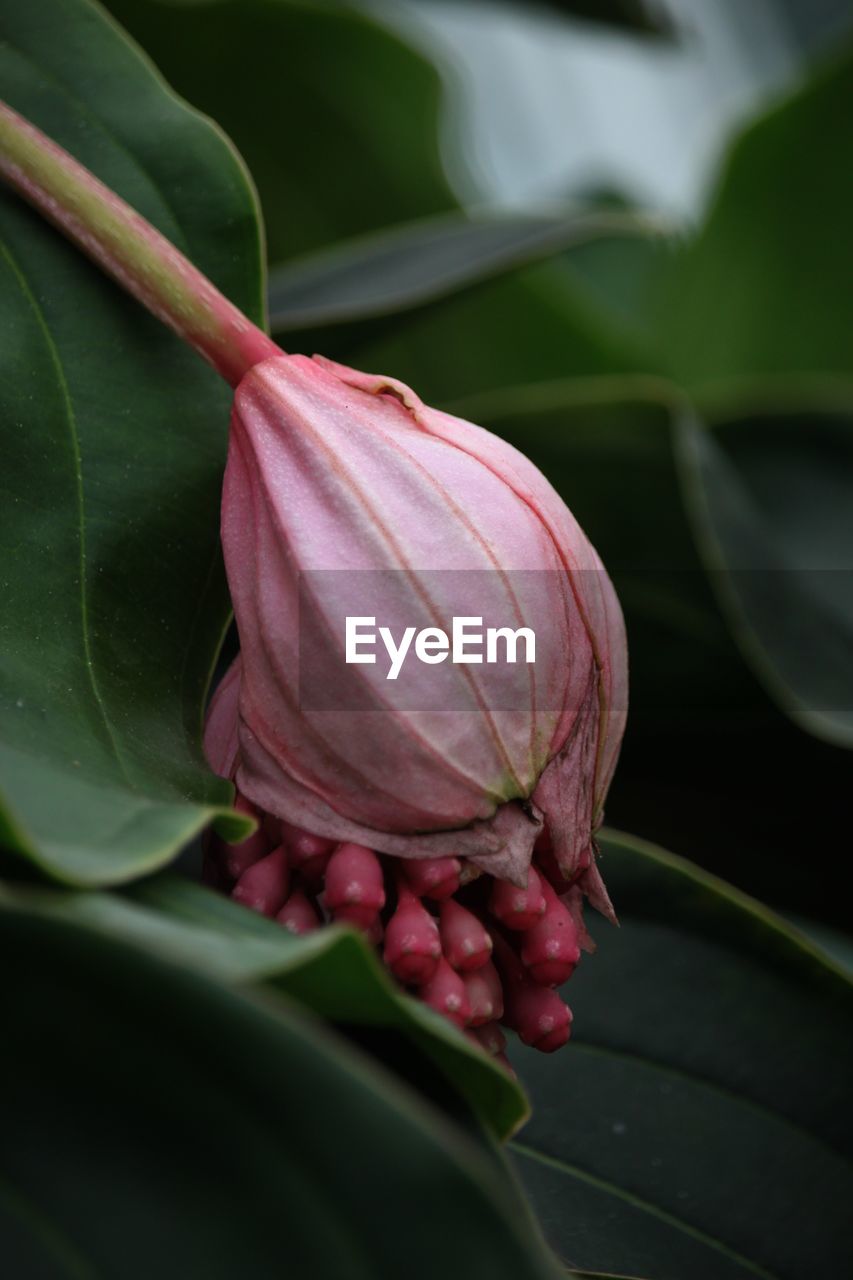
[
  {"left": 0, "top": 902, "right": 560, "bottom": 1279},
  {"left": 318, "top": 253, "right": 655, "bottom": 406},
  {"left": 1, "top": 873, "right": 528, "bottom": 1142},
  {"left": 511, "top": 830, "right": 853, "bottom": 1280},
  {"left": 539, "top": 0, "right": 675, "bottom": 37},
  {"left": 104, "top": 0, "right": 457, "bottom": 265},
  {"left": 657, "top": 45, "right": 853, "bottom": 391},
  {"left": 677, "top": 403, "right": 853, "bottom": 746},
  {"left": 267, "top": 209, "right": 668, "bottom": 331},
  {"left": 0, "top": 0, "right": 261, "bottom": 883}
]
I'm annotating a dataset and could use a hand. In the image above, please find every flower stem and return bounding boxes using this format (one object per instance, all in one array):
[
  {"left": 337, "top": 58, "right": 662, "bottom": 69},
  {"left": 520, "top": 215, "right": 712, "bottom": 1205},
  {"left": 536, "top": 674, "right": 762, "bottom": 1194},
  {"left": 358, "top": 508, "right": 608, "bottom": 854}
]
[{"left": 0, "top": 100, "right": 281, "bottom": 386}]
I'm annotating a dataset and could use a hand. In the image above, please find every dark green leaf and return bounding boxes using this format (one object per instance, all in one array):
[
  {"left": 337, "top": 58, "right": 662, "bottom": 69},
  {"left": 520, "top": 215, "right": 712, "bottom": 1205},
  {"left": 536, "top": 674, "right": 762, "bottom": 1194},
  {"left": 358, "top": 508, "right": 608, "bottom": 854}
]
[
  {"left": 0, "top": 0, "right": 261, "bottom": 882},
  {"left": 1, "top": 873, "right": 528, "bottom": 1142},
  {"left": 537, "top": 0, "right": 675, "bottom": 37},
  {"left": 657, "top": 46, "right": 853, "bottom": 391},
  {"left": 104, "top": 0, "right": 457, "bottom": 265},
  {"left": 267, "top": 209, "right": 667, "bottom": 331},
  {"left": 0, "top": 903, "right": 560, "bottom": 1279},
  {"left": 512, "top": 830, "right": 853, "bottom": 1280},
  {"left": 678, "top": 404, "right": 853, "bottom": 746}
]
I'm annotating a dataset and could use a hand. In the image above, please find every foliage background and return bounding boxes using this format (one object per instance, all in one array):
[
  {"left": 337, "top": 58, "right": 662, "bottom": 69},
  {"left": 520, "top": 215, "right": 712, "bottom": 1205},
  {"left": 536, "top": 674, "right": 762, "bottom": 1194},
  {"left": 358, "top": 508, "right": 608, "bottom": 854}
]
[{"left": 1, "top": 1, "right": 851, "bottom": 1277}]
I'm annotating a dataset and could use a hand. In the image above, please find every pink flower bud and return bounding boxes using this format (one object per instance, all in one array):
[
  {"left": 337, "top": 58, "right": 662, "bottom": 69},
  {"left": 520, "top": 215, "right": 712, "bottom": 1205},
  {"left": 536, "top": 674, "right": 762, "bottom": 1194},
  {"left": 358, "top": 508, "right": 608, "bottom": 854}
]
[
  {"left": 232, "top": 845, "right": 290, "bottom": 917},
  {"left": 462, "top": 961, "right": 504, "bottom": 1026},
  {"left": 505, "top": 982, "right": 572, "bottom": 1052},
  {"left": 489, "top": 865, "right": 547, "bottom": 930},
  {"left": 276, "top": 888, "right": 320, "bottom": 935},
  {"left": 400, "top": 857, "right": 461, "bottom": 901},
  {"left": 439, "top": 899, "right": 493, "bottom": 971},
  {"left": 323, "top": 842, "right": 386, "bottom": 929},
  {"left": 519, "top": 879, "right": 582, "bottom": 986},
  {"left": 419, "top": 957, "right": 472, "bottom": 1028},
  {"left": 280, "top": 822, "right": 336, "bottom": 864},
  {"left": 493, "top": 933, "right": 572, "bottom": 1052},
  {"left": 280, "top": 822, "right": 335, "bottom": 884},
  {"left": 211, "top": 792, "right": 271, "bottom": 884},
  {"left": 217, "top": 354, "right": 626, "bottom": 887},
  {"left": 383, "top": 884, "right": 441, "bottom": 985}
]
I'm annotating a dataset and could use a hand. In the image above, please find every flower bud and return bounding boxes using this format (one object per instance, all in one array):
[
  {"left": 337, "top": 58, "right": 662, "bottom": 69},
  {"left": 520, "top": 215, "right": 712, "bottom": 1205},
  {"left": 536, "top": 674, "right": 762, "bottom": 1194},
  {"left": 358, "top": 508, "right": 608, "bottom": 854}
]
[
  {"left": 519, "top": 879, "right": 581, "bottom": 986},
  {"left": 489, "top": 865, "right": 547, "bottom": 931},
  {"left": 383, "top": 884, "right": 441, "bottom": 985},
  {"left": 323, "top": 842, "right": 386, "bottom": 929},
  {"left": 280, "top": 822, "right": 335, "bottom": 885},
  {"left": 493, "top": 933, "right": 572, "bottom": 1051},
  {"left": 419, "top": 957, "right": 472, "bottom": 1029},
  {"left": 276, "top": 888, "right": 320, "bottom": 935},
  {"left": 220, "top": 354, "right": 626, "bottom": 886},
  {"left": 400, "top": 857, "right": 461, "bottom": 901},
  {"left": 232, "top": 845, "right": 290, "bottom": 917},
  {"left": 203, "top": 354, "right": 629, "bottom": 1066},
  {"left": 439, "top": 899, "right": 493, "bottom": 971},
  {"left": 462, "top": 961, "right": 504, "bottom": 1026}
]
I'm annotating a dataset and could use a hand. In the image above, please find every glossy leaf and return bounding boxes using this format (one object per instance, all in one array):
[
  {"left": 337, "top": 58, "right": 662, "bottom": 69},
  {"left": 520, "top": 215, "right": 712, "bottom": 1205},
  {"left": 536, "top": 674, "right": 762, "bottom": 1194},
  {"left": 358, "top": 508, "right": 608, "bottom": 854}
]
[
  {"left": 3, "top": 873, "right": 528, "bottom": 1142},
  {"left": 0, "top": 0, "right": 261, "bottom": 882},
  {"left": 657, "top": 46, "right": 853, "bottom": 391},
  {"left": 541, "top": 0, "right": 675, "bottom": 37},
  {"left": 105, "top": 0, "right": 457, "bottom": 265},
  {"left": 511, "top": 830, "right": 853, "bottom": 1280},
  {"left": 267, "top": 209, "right": 667, "bottom": 331},
  {"left": 678, "top": 405, "right": 853, "bottom": 746},
  {"left": 0, "top": 903, "right": 560, "bottom": 1280}
]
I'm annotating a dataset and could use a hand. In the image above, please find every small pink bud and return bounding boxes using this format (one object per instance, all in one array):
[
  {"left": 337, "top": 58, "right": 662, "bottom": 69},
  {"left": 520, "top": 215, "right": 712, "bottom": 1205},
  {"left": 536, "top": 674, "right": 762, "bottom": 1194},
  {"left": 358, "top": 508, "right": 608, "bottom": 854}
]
[
  {"left": 489, "top": 865, "right": 547, "bottom": 930},
  {"left": 439, "top": 899, "right": 493, "bottom": 971},
  {"left": 276, "top": 888, "right": 320, "bottom": 934},
  {"left": 401, "top": 857, "right": 461, "bottom": 901},
  {"left": 384, "top": 885, "right": 441, "bottom": 985},
  {"left": 493, "top": 933, "right": 572, "bottom": 1052},
  {"left": 462, "top": 961, "right": 504, "bottom": 1026},
  {"left": 218, "top": 792, "right": 271, "bottom": 882},
  {"left": 324, "top": 842, "right": 386, "bottom": 929},
  {"left": 505, "top": 982, "right": 572, "bottom": 1052},
  {"left": 232, "top": 845, "right": 290, "bottom": 917},
  {"left": 519, "top": 880, "right": 581, "bottom": 986},
  {"left": 281, "top": 822, "right": 336, "bottom": 864},
  {"left": 280, "top": 823, "right": 335, "bottom": 885},
  {"left": 419, "top": 957, "right": 472, "bottom": 1028}
]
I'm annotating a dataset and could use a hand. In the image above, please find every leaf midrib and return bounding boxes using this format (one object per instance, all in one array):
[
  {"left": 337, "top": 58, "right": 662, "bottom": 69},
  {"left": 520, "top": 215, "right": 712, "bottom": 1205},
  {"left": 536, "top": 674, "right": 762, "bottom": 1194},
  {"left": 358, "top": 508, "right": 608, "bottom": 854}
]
[
  {"left": 510, "top": 1142, "right": 780, "bottom": 1280},
  {"left": 0, "top": 237, "right": 134, "bottom": 788}
]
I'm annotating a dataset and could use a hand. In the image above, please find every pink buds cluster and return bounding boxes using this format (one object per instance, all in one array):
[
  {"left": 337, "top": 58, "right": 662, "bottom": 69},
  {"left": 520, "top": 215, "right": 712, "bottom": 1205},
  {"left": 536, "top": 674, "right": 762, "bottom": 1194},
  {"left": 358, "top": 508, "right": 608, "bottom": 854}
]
[{"left": 206, "top": 790, "right": 596, "bottom": 1067}]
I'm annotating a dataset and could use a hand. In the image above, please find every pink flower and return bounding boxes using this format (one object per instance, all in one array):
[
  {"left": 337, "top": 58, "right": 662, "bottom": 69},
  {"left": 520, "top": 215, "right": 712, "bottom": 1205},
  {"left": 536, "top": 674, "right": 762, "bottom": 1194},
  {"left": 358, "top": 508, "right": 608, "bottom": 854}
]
[
  {"left": 205, "top": 354, "right": 628, "bottom": 1059},
  {"left": 212, "top": 353, "right": 626, "bottom": 893}
]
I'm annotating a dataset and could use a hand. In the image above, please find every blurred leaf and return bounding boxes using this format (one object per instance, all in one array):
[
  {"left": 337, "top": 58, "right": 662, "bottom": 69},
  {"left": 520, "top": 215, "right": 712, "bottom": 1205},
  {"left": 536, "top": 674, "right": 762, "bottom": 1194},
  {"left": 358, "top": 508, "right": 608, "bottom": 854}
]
[
  {"left": 678, "top": 405, "right": 853, "bottom": 746},
  {"left": 786, "top": 916, "right": 853, "bottom": 977},
  {"left": 539, "top": 0, "right": 675, "bottom": 37},
  {"left": 267, "top": 209, "right": 668, "bottom": 330},
  {"left": 657, "top": 46, "right": 853, "bottom": 390},
  {"left": 105, "top": 0, "right": 457, "bottom": 264},
  {"left": 512, "top": 830, "right": 853, "bottom": 1280},
  {"left": 2, "top": 873, "right": 527, "bottom": 1142},
  {"left": 0, "top": 903, "right": 560, "bottom": 1280},
  {"left": 0, "top": 0, "right": 261, "bottom": 883},
  {"left": 318, "top": 253, "right": 657, "bottom": 405}
]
